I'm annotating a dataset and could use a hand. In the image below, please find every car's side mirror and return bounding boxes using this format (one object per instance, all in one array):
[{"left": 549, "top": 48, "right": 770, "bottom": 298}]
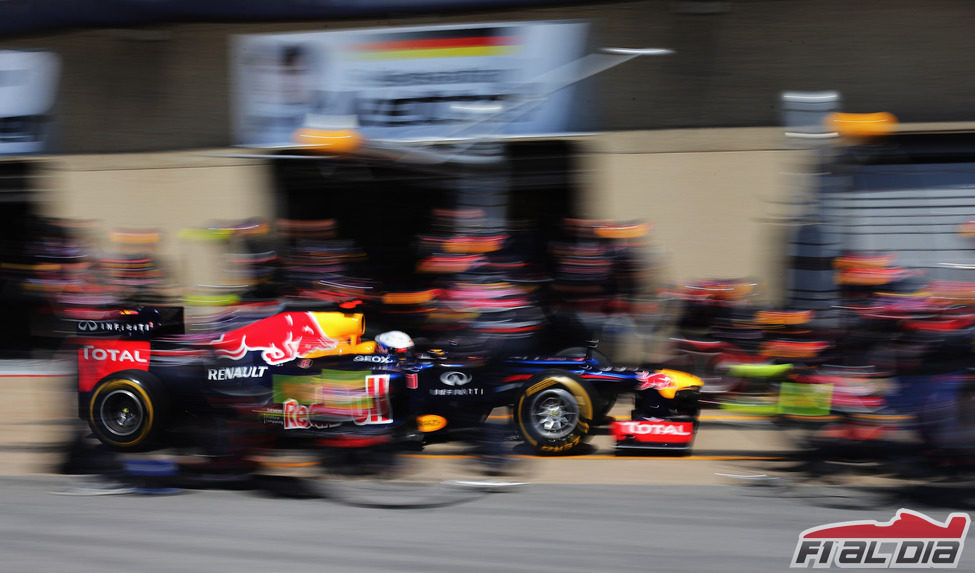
[{"left": 585, "top": 339, "right": 599, "bottom": 361}]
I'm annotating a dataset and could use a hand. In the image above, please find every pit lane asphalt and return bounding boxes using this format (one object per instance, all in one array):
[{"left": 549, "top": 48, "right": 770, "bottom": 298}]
[{"left": 4, "top": 476, "right": 975, "bottom": 573}]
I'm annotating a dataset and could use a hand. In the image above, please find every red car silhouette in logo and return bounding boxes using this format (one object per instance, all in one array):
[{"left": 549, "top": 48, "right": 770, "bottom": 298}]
[
  {"left": 792, "top": 509, "right": 972, "bottom": 568},
  {"left": 801, "top": 509, "right": 970, "bottom": 540},
  {"left": 213, "top": 312, "right": 337, "bottom": 365}
]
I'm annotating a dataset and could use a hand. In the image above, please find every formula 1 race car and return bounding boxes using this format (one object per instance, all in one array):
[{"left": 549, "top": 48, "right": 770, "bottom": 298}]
[{"left": 74, "top": 307, "right": 702, "bottom": 455}]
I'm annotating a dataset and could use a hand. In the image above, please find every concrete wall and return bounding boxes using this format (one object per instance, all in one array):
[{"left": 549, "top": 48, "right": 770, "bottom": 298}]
[
  {"left": 579, "top": 128, "right": 807, "bottom": 303},
  {"left": 29, "top": 128, "right": 810, "bottom": 305},
  {"left": 38, "top": 153, "right": 274, "bottom": 292}
]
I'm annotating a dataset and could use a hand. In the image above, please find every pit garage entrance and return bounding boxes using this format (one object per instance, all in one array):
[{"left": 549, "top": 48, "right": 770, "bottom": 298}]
[{"left": 270, "top": 139, "right": 583, "bottom": 289}]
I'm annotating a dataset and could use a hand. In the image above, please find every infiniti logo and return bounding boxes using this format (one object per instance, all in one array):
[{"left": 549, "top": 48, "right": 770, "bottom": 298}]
[
  {"left": 440, "top": 371, "right": 472, "bottom": 386},
  {"left": 75, "top": 320, "right": 153, "bottom": 334}
]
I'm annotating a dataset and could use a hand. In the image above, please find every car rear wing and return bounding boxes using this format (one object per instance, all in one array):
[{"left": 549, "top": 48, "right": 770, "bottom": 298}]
[{"left": 64, "top": 305, "right": 184, "bottom": 340}]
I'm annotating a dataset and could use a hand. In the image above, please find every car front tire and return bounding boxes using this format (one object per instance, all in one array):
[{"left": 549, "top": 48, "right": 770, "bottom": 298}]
[{"left": 516, "top": 373, "right": 597, "bottom": 455}]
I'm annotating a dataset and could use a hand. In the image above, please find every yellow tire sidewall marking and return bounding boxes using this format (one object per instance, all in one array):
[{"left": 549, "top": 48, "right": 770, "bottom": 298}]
[
  {"left": 89, "top": 378, "right": 155, "bottom": 447},
  {"left": 518, "top": 375, "right": 594, "bottom": 450}
]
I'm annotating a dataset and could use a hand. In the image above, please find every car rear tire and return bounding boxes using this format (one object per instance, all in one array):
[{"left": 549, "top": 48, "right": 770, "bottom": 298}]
[
  {"left": 516, "top": 373, "right": 597, "bottom": 455},
  {"left": 88, "top": 371, "right": 167, "bottom": 451}
]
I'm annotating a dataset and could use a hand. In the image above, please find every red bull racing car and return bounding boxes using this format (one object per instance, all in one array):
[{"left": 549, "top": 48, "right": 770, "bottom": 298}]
[{"left": 75, "top": 307, "right": 703, "bottom": 456}]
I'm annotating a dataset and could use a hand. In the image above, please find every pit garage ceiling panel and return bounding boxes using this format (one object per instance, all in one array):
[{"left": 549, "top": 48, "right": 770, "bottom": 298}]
[{"left": 0, "top": 0, "right": 592, "bottom": 38}]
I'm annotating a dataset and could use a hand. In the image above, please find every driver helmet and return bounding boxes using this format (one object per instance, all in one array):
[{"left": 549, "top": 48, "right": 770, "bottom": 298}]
[{"left": 375, "top": 330, "right": 414, "bottom": 355}]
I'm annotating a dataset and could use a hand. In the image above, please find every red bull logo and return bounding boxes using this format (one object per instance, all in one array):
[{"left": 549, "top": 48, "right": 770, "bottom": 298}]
[
  {"left": 278, "top": 374, "right": 393, "bottom": 430},
  {"left": 213, "top": 312, "right": 337, "bottom": 365},
  {"left": 282, "top": 399, "right": 311, "bottom": 430},
  {"left": 636, "top": 371, "right": 675, "bottom": 391}
]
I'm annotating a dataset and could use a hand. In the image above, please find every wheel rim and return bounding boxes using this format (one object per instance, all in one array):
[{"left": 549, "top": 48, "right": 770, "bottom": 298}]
[
  {"left": 528, "top": 388, "right": 579, "bottom": 440},
  {"left": 99, "top": 388, "right": 145, "bottom": 437}
]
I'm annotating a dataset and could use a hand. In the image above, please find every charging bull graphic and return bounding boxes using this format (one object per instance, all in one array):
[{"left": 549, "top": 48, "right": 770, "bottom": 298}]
[{"left": 213, "top": 312, "right": 338, "bottom": 365}]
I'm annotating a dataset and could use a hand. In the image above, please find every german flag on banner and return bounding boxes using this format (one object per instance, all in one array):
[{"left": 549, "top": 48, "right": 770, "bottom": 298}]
[{"left": 350, "top": 26, "right": 521, "bottom": 60}]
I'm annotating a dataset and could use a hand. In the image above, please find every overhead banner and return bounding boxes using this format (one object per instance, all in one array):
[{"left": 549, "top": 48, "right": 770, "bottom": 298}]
[
  {"left": 0, "top": 50, "right": 60, "bottom": 155},
  {"left": 231, "top": 20, "right": 590, "bottom": 146}
]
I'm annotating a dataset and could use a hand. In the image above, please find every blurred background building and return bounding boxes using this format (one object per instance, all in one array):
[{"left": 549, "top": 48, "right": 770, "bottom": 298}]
[{"left": 1, "top": 0, "right": 975, "bottom": 353}]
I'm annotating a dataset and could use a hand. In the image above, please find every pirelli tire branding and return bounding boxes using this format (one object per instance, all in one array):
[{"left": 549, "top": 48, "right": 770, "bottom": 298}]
[
  {"left": 88, "top": 375, "right": 161, "bottom": 450},
  {"left": 516, "top": 374, "right": 595, "bottom": 455}
]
